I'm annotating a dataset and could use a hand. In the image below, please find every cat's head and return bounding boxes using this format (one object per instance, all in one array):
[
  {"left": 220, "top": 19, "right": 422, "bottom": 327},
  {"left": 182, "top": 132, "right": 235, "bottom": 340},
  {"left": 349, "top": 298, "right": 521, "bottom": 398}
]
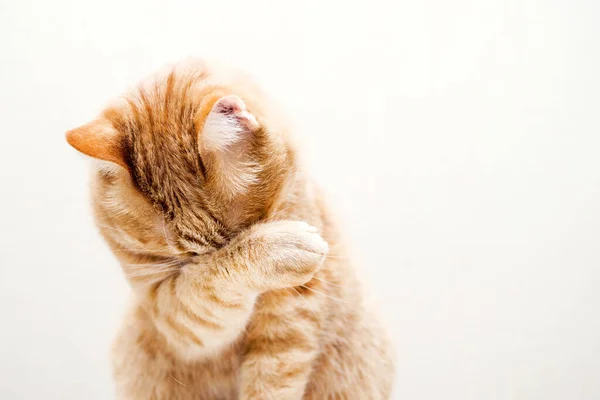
[{"left": 67, "top": 60, "right": 296, "bottom": 261}]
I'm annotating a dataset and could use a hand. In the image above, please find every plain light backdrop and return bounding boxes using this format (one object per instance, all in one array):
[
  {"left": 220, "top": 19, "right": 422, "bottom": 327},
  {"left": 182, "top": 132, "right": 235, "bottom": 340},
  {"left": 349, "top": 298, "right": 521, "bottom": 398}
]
[{"left": 1, "top": 0, "right": 599, "bottom": 399}]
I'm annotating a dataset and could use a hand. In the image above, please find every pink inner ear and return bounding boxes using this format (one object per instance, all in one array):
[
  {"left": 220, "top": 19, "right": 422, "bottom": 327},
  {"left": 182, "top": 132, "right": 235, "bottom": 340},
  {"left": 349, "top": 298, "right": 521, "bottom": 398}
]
[
  {"left": 215, "top": 95, "right": 245, "bottom": 113},
  {"left": 201, "top": 95, "right": 260, "bottom": 152},
  {"left": 214, "top": 95, "right": 259, "bottom": 130}
]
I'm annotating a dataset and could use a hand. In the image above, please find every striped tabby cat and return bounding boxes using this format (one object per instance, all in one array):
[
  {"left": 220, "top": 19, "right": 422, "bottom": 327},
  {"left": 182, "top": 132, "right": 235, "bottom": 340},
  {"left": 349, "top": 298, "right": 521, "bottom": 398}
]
[{"left": 66, "top": 60, "right": 395, "bottom": 399}]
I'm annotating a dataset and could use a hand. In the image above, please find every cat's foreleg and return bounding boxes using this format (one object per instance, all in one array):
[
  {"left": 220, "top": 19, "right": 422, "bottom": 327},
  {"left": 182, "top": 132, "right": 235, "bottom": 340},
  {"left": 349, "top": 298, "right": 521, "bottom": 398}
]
[
  {"left": 235, "top": 221, "right": 328, "bottom": 400},
  {"left": 147, "top": 220, "right": 328, "bottom": 360},
  {"left": 239, "top": 297, "right": 322, "bottom": 400}
]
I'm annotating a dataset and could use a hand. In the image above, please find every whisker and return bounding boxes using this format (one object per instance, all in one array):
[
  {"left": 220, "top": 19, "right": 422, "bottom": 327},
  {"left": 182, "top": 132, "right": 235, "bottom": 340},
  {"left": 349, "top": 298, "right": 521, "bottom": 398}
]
[
  {"left": 268, "top": 205, "right": 299, "bottom": 221},
  {"left": 311, "top": 275, "right": 343, "bottom": 287},
  {"left": 123, "top": 266, "right": 180, "bottom": 275},
  {"left": 126, "top": 270, "right": 176, "bottom": 279},
  {"left": 123, "top": 261, "right": 181, "bottom": 269},
  {"left": 125, "top": 265, "right": 179, "bottom": 278},
  {"left": 95, "top": 223, "right": 124, "bottom": 233},
  {"left": 171, "top": 375, "right": 187, "bottom": 387},
  {"left": 290, "top": 287, "right": 320, "bottom": 321},
  {"left": 110, "top": 247, "right": 173, "bottom": 255},
  {"left": 123, "top": 262, "right": 182, "bottom": 272},
  {"left": 126, "top": 270, "right": 174, "bottom": 277},
  {"left": 323, "top": 255, "right": 349, "bottom": 260},
  {"left": 300, "top": 285, "right": 349, "bottom": 304},
  {"left": 111, "top": 250, "right": 168, "bottom": 258},
  {"left": 122, "top": 260, "right": 183, "bottom": 269}
]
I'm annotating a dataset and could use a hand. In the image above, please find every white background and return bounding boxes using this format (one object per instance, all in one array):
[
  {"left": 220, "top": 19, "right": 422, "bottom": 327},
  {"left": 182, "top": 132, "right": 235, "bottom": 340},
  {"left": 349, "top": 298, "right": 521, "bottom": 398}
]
[{"left": 1, "top": 0, "right": 599, "bottom": 399}]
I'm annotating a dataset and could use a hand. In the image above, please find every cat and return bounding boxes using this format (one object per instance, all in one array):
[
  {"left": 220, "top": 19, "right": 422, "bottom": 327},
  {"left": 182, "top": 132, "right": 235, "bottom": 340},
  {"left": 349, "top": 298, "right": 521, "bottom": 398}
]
[{"left": 66, "top": 59, "right": 395, "bottom": 399}]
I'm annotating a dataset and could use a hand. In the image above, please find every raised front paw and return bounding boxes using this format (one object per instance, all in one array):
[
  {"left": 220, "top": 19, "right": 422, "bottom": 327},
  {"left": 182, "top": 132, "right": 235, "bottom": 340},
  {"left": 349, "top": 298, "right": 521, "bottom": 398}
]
[{"left": 242, "top": 220, "right": 329, "bottom": 289}]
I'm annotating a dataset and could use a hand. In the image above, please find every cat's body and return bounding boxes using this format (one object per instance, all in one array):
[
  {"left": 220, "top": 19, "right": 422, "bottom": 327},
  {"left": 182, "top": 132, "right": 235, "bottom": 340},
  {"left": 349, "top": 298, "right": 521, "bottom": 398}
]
[{"left": 67, "top": 60, "right": 394, "bottom": 399}]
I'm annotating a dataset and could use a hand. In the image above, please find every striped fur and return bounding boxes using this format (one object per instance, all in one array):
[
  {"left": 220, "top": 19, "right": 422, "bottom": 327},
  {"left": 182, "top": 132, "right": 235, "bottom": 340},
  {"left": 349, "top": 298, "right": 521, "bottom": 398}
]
[{"left": 68, "top": 59, "right": 395, "bottom": 399}]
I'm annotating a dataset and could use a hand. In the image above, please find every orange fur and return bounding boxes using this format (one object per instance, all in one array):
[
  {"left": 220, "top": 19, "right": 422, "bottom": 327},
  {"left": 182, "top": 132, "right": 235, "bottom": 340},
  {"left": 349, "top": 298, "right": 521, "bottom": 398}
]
[{"left": 68, "top": 59, "right": 395, "bottom": 399}]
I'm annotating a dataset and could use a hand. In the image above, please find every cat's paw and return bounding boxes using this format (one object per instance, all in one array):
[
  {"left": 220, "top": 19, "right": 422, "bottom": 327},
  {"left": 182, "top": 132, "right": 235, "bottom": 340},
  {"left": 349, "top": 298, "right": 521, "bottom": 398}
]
[{"left": 244, "top": 220, "right": 329, "bottom": 289}]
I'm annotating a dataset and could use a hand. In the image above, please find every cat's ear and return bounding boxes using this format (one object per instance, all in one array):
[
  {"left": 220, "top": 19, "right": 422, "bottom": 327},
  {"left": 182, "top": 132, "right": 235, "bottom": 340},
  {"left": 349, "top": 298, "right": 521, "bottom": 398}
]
[
  {"left": 198, "top": 95, "right": 261, "bottom": 197},
  {"left": 200, "top": 95, "right": 259, "bottom": 152},
  {"left": 66, "top": 120, "right": 127, "bottom": 169}
]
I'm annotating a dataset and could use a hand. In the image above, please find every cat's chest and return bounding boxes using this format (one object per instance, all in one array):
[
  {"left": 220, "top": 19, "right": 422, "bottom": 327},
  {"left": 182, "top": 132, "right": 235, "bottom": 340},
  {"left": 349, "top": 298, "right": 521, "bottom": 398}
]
[{"left": 178, "top": 339, "right": 244, "bottom": 398}]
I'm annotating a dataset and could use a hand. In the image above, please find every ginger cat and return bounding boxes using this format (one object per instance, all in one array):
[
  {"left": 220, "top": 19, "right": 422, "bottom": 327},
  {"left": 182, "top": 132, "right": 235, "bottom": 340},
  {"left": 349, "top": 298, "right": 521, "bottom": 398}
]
[{"left": 66, "top": 60, "right": 395, "bottom": 399}]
